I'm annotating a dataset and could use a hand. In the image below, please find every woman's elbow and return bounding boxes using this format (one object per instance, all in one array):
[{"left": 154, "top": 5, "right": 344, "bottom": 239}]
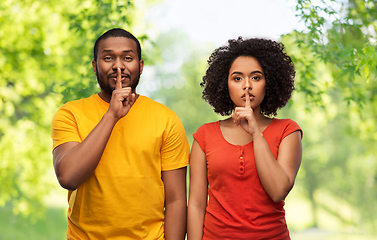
[
  {"left": 271, "top": 194, "right": 287, "bottom": 203},
  {"left": 270, "top": 184, "right": 294, "bottom": 203}
]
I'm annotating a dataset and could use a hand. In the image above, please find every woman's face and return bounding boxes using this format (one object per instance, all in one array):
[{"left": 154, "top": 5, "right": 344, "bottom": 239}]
[{"left": 228, "top": 56, "right": 266, "bottom": 110}]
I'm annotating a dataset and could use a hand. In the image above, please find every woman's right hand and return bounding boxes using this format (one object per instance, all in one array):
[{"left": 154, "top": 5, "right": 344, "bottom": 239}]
[{"left": 232, "top": 91, "right": 262, "bottom": 138}]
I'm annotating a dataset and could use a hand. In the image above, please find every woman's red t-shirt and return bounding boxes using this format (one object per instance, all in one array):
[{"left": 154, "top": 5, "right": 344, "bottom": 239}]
[{"left": 193, "top": 118, "right": 302, "bottom": 240}]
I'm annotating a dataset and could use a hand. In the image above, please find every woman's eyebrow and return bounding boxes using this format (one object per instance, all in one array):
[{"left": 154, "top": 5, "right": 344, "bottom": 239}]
[
  {"left": 230, "top": 70, "right": 263, "bottom": 76},
  {"left": 230, "top": 71, "right": 243, "bottom": 76},
  {"left": 251, "top": 70, "right": 264, "bottom": 75}
]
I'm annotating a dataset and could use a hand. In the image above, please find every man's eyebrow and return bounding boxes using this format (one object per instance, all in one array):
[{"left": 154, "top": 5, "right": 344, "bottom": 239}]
[
  {"left": 122, "top": 50, "right": 134, "bottom": 54},
  {"left": 101, "top": 49, "right": 134, "bottom": 54}
]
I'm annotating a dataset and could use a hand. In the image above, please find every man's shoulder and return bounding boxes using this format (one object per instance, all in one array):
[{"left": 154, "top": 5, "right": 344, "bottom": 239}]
[
  {"left": 60, "top": 94, "right": 99, "bottom": 110},
  {"left": 138, "top": 96, "right": 176, "bottom": 114}
]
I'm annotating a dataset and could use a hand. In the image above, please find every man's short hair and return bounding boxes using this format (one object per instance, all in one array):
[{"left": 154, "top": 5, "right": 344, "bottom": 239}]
[{"left": 93, "top": 28, "right": 141, "bottom": 61}]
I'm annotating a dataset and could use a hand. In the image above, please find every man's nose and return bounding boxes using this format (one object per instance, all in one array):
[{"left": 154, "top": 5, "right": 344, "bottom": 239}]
[{"left": 113, "top": 58, "right": 125, "bottom": 70}]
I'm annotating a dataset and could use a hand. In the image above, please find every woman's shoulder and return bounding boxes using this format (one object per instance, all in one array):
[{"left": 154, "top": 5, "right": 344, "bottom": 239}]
[
  {"left": 271, "top": 118, "right": 300, "bottom": 128},
  {"left": 268, "top": 118, "right": 302, "bottom": 139},
  {"left": 199, "top": 120, "right": 220, "bottom": 128},
  {"left": 194, "top": 121, "right": 220, "bottom": 135}
]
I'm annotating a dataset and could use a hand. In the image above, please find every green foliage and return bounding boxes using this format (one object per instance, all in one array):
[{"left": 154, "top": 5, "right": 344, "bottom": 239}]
[
  {"left": 0, "top": 0, "right": 156, "bottom": 218},
  {"left": 295, "top": 0, "right": 377, "bottom": 106},
  {"left": 283, "top": 0, "right": 377, "bottom": 234},
  {"left": 141, "top": 29, "right": 222, "bottom": 143}
]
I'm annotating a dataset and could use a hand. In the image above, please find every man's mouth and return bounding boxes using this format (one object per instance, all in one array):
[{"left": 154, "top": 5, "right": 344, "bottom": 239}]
[{"left": 109, "top": 73, "right": 130, "bottom": 82}]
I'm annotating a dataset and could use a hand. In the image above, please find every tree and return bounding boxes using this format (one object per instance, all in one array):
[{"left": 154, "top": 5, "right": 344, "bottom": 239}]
[
  {"left": 281, "top": 0, "right": 377, "bottom": 233},
  {"left": 295, "top": 0, "right": 377, "bottom": 106},
  {"left": 140, "top": 28, "right": 222, "bottom": 143},
  {"left": 0, "top": 0, "right": 156, "bottom": 217}
]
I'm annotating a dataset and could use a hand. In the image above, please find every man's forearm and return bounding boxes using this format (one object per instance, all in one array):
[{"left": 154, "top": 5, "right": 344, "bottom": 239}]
[
  {"left": 53, "top": 112, "right": 118, "bottom": 190},
  {"left": 164, "top": 199, "right": 187, "bottom": 240}
]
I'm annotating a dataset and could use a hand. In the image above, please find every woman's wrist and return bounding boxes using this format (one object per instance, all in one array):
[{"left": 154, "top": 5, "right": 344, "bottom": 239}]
[{"left": 252, "top": 131, "right": 264, "bottom": 140}]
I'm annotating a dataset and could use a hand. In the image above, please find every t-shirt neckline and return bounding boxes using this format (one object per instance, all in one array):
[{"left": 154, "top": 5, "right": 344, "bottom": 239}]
[
  {"left": 216, "top": 118, "right": 275, "bottom": 147},
  {"left": 94, "top": 93, "right": 143, "bottom": 108}
]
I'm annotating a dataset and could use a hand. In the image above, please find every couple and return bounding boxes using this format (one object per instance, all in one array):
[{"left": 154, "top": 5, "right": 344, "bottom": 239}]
[{"left": 51, "top": 28, "right": 302, "bottom": 240}]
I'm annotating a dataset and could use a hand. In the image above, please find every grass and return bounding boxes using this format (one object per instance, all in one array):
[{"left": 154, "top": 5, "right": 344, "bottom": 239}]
[
  {"left": 0, "top": 205, "right": 66, "bottom": 240},
  {"left": 286, "top": 188, "right": 377, "bottom": 240},
  {"left": 291, "top": 228, "right": 377, "bottom": 240}
]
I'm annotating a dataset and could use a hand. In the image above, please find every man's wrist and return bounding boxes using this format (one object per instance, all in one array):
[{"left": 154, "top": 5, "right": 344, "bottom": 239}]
[{"left": 102, "top": 111, "right": 119, "bottom": 126}]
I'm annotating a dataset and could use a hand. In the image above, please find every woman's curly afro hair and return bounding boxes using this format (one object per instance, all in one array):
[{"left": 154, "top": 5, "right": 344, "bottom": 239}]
[{"left": 201, "top": 37, "right": 295, "bottom": 116}]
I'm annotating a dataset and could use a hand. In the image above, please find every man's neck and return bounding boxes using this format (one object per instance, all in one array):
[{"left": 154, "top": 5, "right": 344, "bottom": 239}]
[
  {"left": 98, "top": 91, "right": 111, "bottom": 103},
  {"left": 98, "top": 91, "right": 140, "bottom": 103}
]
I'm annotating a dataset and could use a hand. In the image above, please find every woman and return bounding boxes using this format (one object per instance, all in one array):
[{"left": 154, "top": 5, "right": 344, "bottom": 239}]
[{"left": 187, "top": 37, "right": 303, "bottom": 240}]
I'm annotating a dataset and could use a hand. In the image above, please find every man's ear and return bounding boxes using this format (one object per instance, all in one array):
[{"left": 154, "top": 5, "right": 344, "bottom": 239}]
[
  {"left": 92, "top": 59, "right": 97, "bottom": 75},
  {"left": 139, "top": 59, "right": 144, "bottom": 75}
]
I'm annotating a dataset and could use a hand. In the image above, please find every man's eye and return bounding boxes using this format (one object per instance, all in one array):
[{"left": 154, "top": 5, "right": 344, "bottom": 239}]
[
  {"left": 104, "top": 57, "right": 112, "bottom": 61},
  {"left": 124, "top": 57, "right": 132, "bottom": 61}
]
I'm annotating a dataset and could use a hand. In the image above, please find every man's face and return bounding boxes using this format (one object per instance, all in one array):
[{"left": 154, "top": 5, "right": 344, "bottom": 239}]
[{"left": 92, "top": 37, "right": 143, "bottom": 99}]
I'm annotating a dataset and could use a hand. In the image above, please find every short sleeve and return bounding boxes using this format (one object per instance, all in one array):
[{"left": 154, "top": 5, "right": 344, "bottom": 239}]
[
  {"left": 160, "top": 114, "right": 190, "bottom": 171},
  {"left": 193, "top": 124, "right": 207, "bottom": 153},
  {"left": 281, "top": 120, "right": 303, "bottom": 141},
  {"left": 51, "top": 105, "right": 81, "bottom": 150}
]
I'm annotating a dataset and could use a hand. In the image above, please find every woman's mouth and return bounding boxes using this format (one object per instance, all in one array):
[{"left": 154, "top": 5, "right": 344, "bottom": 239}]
[{"left": 242, "top": 93, "right": 255, "bottom": 100}]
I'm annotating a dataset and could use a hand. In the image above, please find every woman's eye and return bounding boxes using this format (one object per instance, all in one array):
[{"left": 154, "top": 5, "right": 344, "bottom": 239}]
[
  {"left": 252, "top": 76, "right": 260, "bottom": 80},
  {"left": 234, "top": 77, "right": 242, "bottom": 81}
]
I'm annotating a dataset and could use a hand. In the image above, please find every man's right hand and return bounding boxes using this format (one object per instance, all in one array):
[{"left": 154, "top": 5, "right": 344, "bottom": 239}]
[
  {"left": 108, "top": 67, "right": 136, "bottom": 121},
  {"left": 53, "top": 69, "right": 137, "bottom": 190}
]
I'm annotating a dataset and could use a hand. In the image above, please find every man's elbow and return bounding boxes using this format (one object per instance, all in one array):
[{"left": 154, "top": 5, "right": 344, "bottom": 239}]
[{"left": 56, "top": 174, "right": 79, "bottom": 191}]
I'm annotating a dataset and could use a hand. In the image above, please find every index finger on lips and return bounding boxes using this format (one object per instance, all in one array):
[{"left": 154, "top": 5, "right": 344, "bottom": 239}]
[
  {"left": 116, "top": 67, "right": 122, "bottom": 90},
  {"left": 245, "top": 90, "right": 251, "bottom": 109}
]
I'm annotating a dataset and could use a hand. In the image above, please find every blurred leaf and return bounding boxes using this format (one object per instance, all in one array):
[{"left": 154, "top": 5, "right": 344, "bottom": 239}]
[{"left": 0, "top": 0, "right": 159, "bottom": 219}]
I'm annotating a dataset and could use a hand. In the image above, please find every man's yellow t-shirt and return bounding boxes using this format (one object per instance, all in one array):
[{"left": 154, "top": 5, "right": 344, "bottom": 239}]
[{"left": 51, "top": 94, "right": 190, "bottom": 240}]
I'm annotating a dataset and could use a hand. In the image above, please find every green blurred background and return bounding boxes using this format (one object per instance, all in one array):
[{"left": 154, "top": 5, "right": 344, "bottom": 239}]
[{"left": 0, "top": 0, "right": 376, "bottom": 239}]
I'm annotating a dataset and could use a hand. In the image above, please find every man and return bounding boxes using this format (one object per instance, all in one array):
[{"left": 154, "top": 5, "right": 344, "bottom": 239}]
[{"left": 51, "top": 28, "right": 189, "bottom": 240}]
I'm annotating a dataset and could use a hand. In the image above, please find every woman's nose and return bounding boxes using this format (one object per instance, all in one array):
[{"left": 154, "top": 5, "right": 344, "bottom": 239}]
[{"left": 243, "top": 79, "right": 251, "bottom": 90}]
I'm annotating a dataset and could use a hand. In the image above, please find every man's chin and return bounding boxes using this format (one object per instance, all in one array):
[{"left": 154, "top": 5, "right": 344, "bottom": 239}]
[{"left": 98, "top": 85, "right": 113, "bottom": 96}]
